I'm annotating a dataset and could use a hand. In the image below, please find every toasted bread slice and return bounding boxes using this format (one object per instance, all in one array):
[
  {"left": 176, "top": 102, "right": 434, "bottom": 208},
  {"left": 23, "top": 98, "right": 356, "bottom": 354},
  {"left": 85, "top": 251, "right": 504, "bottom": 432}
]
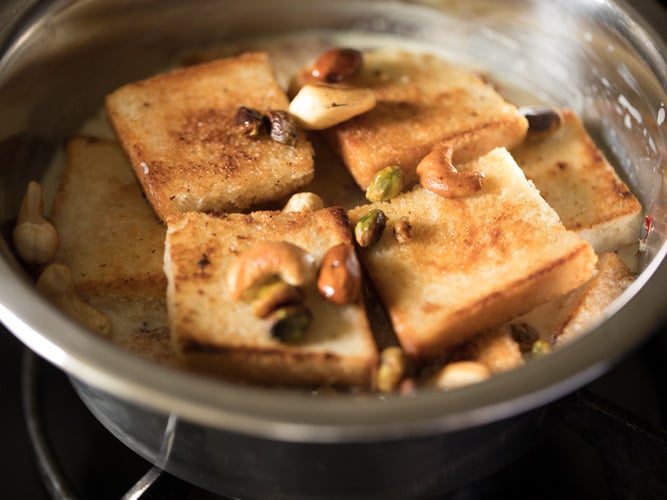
[
  {"left": 106, "top": 52, "right": 315, "bottom": 221},
  {"left": 348, "top": 147, "right": 597, "bottom": 363},
  {"left": 49, "top": 136, "right": 174, "bottom": 361},
  {"left": 511, "top": 109, "right": 642, "bottom": 253},
  {"left": 164, "top": 207, "right": 378, "bottom": 387},
  {"left": 295, "top": 49, "right": 528, "bottom": 189},
  {"left": 510, "top": 252, "right": 635, "bottom": 347},
  {"left": 50, "top": 136, "right": 166, "bottom": 300}
]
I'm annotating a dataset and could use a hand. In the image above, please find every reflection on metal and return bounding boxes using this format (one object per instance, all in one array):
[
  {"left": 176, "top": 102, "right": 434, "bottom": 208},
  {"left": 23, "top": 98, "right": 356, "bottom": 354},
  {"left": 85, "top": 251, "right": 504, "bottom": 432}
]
[
  {"left": 21, "top": 349, "right": 77, "bottom": 500},
  {"left": 122, "top": 413, "right": 181, "bottom": 500}
]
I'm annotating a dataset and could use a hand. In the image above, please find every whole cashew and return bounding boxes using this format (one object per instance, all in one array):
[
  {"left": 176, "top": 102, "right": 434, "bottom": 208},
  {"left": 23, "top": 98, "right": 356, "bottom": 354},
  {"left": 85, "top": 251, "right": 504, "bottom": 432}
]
[
  {"left": 227, "top": 241, "right": 316, "bottom": 301},
  {"left": 13, "top": 181, "right": 59, "bottom": 265},
  {"left": 416, "top": 143, "right": 484, "bottom": 198},
  {"left": 36, "top": 263, "right": 112, "bottom": 336}
]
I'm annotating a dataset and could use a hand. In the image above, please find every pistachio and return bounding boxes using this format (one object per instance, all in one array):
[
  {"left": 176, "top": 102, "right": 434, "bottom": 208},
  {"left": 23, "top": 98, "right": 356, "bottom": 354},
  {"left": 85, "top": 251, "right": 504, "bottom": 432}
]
[
  {"left": 431, "top": 361, "right": 490, "bottom": 390},
  {"left": 266, "top": 110, "right": 297, "bottom": 146},
  {"left": 227, "top": 241, "right": 316, "bottom": 301},
  {"left": 392, "top": 217, "right": 413, "bottom": 244},
  {"left": 251, "top": 280, "right": 305, "bottom": 318},
  {"left": 416, "top": 143, "right": 484, "bottom": 198},
  {"left": 519, "top": 106, "right": 563, "bottom": 135},
  {"left": 289, "top": 84, "right": 376, "bottom": 130},
  {"left": 317, "top": 243, "right": 361, "bottom": 305},
  {"left": 311, "top": 48, "right": 363, "bottom": 83},
  {"left": 375, "top": 346, "right": 407, "bottom": 393},
  {"left": 531, "top": 339, "right": 552, "bottom": 356},
  {"left": 234, "top": 106, "right": 264, "bottom": 138},
  {"left": 283, "top": 192, "right": 325, "bottom": 213},
  {"left": 268, "top": 304, "right": 312, "bottom": 343},
  {"left": 13, "top": 181, "right": 59, "bottom": 265},
  {"left": 354, "top": 208, "right": 387, "bottom": 248},
  {"left": 509, "top": 322, "right": 540, "bottom": 352},
  {"left": 365, "top": 166, "right": 404, "bottom": 202}
]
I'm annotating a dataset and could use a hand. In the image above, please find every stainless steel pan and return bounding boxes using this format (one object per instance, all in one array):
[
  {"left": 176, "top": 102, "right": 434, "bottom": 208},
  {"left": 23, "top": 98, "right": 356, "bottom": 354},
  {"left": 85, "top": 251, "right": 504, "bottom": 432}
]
[{"left": 0, "top": 1, "right": 666, "bottom": 498}]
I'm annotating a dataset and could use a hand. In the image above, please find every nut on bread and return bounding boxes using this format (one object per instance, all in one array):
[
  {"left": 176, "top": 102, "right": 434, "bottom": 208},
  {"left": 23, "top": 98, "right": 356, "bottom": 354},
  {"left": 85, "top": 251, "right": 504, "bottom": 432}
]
[
  {"left": 348, "top": 147, "right": 598, "bottom": 363},
  {"left": 106, "top": 52, "right": 315, "bottom": 221},
  {"left": 296, "top": 49, "right": 528, "bottom": 190},
  {"left": 164, "top": 207, "right": 378, "bottom": 387},
  {"left": 511, "top": 109, "right": 643, "bottom": 253}
]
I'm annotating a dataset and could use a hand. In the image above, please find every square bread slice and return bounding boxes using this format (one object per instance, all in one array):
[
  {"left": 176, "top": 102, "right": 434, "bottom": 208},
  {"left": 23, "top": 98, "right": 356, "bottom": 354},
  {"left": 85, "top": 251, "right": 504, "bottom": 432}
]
[
  {"left": 348, "top": 147, "right": 597, "bottom": 363},
  {"left": 49, "top": 136, "right": 172, "bottom": 360},
  {"left": 509, "top": 252, "right": 635, "bottom": 347},
  {"left": 164, "top": 207, "right": 379, "bottom": 387},
  {"left": 50, "top": 136, "right": 167, "bottom": 300},
  {"left": 298, "top": 49, "right": 528, "bottom": 189},
  {"left": 511, "top": 109, "right": 642, "bottom": 253},
  {"left": 106, "top": 52, "right": 315, "bottom": 221}
]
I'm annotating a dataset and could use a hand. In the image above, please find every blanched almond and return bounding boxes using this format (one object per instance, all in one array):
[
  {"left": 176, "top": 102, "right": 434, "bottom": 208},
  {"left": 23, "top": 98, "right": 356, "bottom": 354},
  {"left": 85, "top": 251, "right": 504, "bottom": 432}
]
[{"left": 289, "top": 84, "right": 376, "bottom": 130}]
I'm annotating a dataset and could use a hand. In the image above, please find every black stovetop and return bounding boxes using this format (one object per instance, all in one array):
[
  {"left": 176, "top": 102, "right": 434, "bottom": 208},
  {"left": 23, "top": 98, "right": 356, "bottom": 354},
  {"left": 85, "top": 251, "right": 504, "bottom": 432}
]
[{"left": 1, "top": 320, "right": 666, "bottom": 500}]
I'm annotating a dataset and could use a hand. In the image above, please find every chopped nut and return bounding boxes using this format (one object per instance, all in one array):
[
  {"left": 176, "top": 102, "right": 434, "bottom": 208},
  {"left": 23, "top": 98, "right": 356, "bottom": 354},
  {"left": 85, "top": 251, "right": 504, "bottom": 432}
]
[
  {"left": 393, "top": 218, "right": 413, "bottom": 244},
  {"left": 365, "top": 166, "right": 404, "bottom": 202},
  {"left": 509, "top": 322, "right": 540, "bottom": 352},
  {"left": 266, "top": 110, "right": 297, "bottom": 145},
  {"left": 251, "top": 280, "right": 304, "bottom": 318},
  {"left": 430, "top": 361, "right": 490, "bottom": 390},
  {"left": 317, "top": 243, "right": 362, "bottom": 305},
  {"left": 283, "top": 192, "right": 325, "bottom": 213},
  {"left": 36, "top": 263, "right": 112, "bottom": 336},
  {"left": 311, "top": 47, "right": 363, "bottom": 83},
  {"left": 227, "top": 241, "right": 316, "bottom": 301},
  {"left": 268, "top": 304, "right": 312, "bottom": 343},
  {"left": 234, "top": 106, "right": 264, "bottom": 138},
  {"left": 519, "top": 106, "right": 563, "bottom": 135},
  {"left": 354, "top": 208, "right": 387, "bottom": 248},
  {"left": 531, "top": 339, "right": 552, "bottom": 356},
  {"left": 416, "top": 143, "right": 484, "bottom": 198},
  {"left": 375, "top": 346, "right": 407, "bottom": 393},
  {"left": 289, "top": 84, "right": 376, "bottom": 130},
  {"left": 13, "top": 181, "right": 59, "bottom": 265}
]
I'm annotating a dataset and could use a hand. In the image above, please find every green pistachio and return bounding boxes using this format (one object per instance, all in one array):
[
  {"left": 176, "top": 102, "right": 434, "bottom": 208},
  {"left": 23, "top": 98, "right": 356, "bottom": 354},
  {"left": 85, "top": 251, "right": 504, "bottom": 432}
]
[
  {"left": 251, "top": 280, "right": 304, "bottom": 319},
  {"left": 268, "top": 304, "right": 312, "bottom": 343},
  {"left": 354, "top": 208, "right": 387, "bottom": 248},
  {"left": 365, "top": 166, "right": 404, "bottom": 202},
  {"left": 531, "top": 339, "right": 552, "bottom": 356}
]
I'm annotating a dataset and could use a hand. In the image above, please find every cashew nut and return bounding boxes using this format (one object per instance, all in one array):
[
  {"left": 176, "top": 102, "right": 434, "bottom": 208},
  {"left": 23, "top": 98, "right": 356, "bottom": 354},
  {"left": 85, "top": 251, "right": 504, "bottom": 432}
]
[
  {"left": 227, "top": 241, "right": 316, "bottom": 301},
  {"left": 430, "top": 361, "right": 490, "bottom": 390},
  {"left": 416, "top": 144, "right": 484, "bottom": 198},
  {"left": 36, "top": 263, "right": 112, "bottom": 336},
  {"left": 288, "top": 84, "right": 376, "bottom": 130},
  {"left": 13, "top": 181, "right": 59, "bottom": 265},
  {"left": 283, "top": 192, "right": 324, "bottom": 213}
]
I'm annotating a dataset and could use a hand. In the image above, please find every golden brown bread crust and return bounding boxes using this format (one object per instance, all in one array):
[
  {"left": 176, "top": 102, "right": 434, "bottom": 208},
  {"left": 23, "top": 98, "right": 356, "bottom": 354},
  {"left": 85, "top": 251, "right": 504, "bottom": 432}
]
[
  {"left": 106, "top": 52, "right": 315, "bottom": 221},
  {"left": 50, "top": 136, "right": 166, "bottom": 300},
  {"left": 303, "top": 49, "right": 528, "bottom": 189},
  {"left": 512, "top": 252, "right": 636, "bottom": 347},
  {"left": 164, "top": 207, "right": 378, "bottom": 387},
  {"left": 348, "top": 148, "right": 597, "bottom": 363},
  {"left": 511, "top": 109, "right": 642, "bottom": 252}
]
